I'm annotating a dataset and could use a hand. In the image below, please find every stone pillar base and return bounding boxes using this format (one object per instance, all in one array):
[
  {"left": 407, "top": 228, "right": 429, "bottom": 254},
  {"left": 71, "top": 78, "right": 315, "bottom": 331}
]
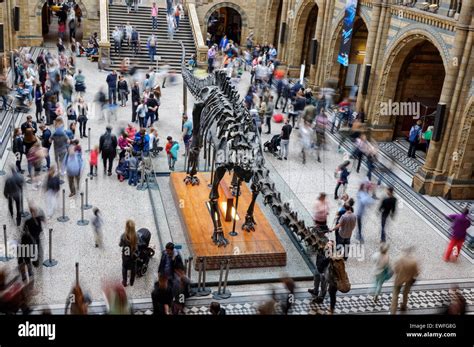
[
  {"left": 98, "top": 42, "right": 111, "bottom": 70},
  {"left": 413, "top": 171, "right": 474, "bottom": 199},
  {"left": 368, "top": 126, "right": 393, "bottom": 142}
]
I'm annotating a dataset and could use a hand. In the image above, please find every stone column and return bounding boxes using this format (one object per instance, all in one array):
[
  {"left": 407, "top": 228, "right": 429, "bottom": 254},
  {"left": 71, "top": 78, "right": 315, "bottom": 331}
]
[
  {"left": 355, "top": 0, "right": 382, "bottom": 113},
  {"left": 317, "top": 0, "right": 335, "bottom": 86},
  {"left": 365, "top": 0, "right": 390, "bottom": 121},
  {"left": 413, "top": 0, "right": 474, "bottom": 196},
  {"left": 277, "top": 0, "right": 289, "bottom": 61},
  {"left": 309, "top": 0, "right": 324, "bottom": 86},
  {"left": 98, "top": 0, "right": 111, "bottom": 70}
]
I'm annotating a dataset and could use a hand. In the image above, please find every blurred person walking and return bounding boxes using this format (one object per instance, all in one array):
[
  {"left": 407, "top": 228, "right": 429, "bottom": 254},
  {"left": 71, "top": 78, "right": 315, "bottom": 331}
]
[
  {"left": 91, "top": 208, "right": 104, "bottom": 248},
  {"left": 44, "top": 166, "right": 60, "bottom": 219},
  {"left": 151, "top": 275, "right": 173, "bottom": 315},
  {"left": 379, "top": 187, "right": 397, "bottom": 243},
  {"left": 371, "top": 243, "right": 392, "bottom": 302},
  {"left": 390, "top": 247, "right": 419, "bottom": 314},
  {"left": 443, "top": 208, "right": 471, "bottom": 262}
]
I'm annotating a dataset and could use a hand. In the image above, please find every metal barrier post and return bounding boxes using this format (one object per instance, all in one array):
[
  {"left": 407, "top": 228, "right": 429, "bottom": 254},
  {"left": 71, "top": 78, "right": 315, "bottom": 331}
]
[
  {"left": 57, "top": 189, "right": 70, "bottom": 222},
  {"left": 84, "top": 178, "right": 92, "bottom": 210},
  {"left": 77, "top": 192, "right": 89, "bottom": 226},
  {"left": 0, "top": 225, "right": 11, "bottom": 262},
  {"left": 212, "top": 259, "right": 232, "bottom": 299},
  {"left": 43, "top": 228, "right": 58, "bottom": 267}
]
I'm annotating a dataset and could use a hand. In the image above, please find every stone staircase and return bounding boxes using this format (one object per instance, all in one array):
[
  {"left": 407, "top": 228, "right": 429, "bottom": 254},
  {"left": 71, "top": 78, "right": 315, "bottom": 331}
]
[{"left": 108, "top": 4, "right": 196, "bottom": 72}]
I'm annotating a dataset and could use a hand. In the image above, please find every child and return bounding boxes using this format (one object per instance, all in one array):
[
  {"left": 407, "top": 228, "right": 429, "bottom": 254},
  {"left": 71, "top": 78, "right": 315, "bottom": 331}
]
[
  {"left": 127, "top": 151, "right": 138, "bottom": 186},
  {"left": 115, "top": 157, "right": 129, "bottom": 182},
  {"left": 91, "top": 208, "right": 104, "bottom": 248},
  {"left": 334, "top": 160, "right": 351, "bottom": 199},
  {"left": 89, "top": 145, "right": 99, "bottom": 179}
]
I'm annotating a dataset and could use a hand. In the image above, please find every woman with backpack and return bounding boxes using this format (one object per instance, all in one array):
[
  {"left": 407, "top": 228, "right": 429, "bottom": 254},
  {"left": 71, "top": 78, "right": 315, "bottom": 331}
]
[{"left": 119, "top": 220, "right": 138, "bottom": 287}]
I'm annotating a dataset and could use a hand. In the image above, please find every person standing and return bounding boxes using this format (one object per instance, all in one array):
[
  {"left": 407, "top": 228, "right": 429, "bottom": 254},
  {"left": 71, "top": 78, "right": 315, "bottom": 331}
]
[
  {"left": 119, "top": 220, "right": 138, "bottom": 287},
  {"left": 264, "top": 95, "right": 275, "bottom": 134},
  {"left": 151, "top": 2, "right": 158, "bottom": 30},
  {"left": 147, "top": 34, "right": 157, "bottom": 63},
  {"left": 423, "top": 125, "right": 433, "bottom": 152},
  {"left": 151, "top": 275, "right": 173, "bottom": 315},
  {"left": 125, "top": 0, "right": 133, "bottom": 14},
  {"left": 12, "top": 128, "right": 24, "bottom": 173},
  {"left": 133, "top": 0, "right": 139, "bottom": 13},
  {"left": 39, "top": 123, "right": 52, "bottom": 170},
  {"left": 390, "top": 247, "right": 419, "bottom": 314},
  {"left": 136, "top": 98, "right": 147, "bottom": 128},
  {"left": 99, "top": 126, "right": 118, "bottom": 176},
  {"left": 131, "top": 82, "right": 140, "bottom": 123},
  {"left": 76, "top": 97, "right": 88, "bottom": 139},
  {"left": 313, "top": 193, "right": 330, "bottom": 231},
  {"left": 3, "top": 167, "right": 25, "bottom": 226},
  {"left": 68, "top": 17, "right": 76, "bottom": 41},
  {"left": 106, "top": 70, "right": 118, "bottom": 105},
  {"left": 174, "top": 6, "right": 180, "bottom": 30},
  {"left": 182, "top": 114, "right": 193, "bottom": 156},
  {"left": 117, "top": 75, "right": 129, "bottom": 107},
  {"left": 126, "top": 152, "right": 139, "bottom": 186},
  {"left": 23, "top": 205, "right": 45, "bottom": 267},
  {"left": 145, "top": 94, "right": 159, "bottom": 128},
  {"left": 331, "top": 206, "right": 357, "bottom": 261},
  {"left": 278, "top": 118, "right": 292, "bottom": 160},
  {"left": 207, "top": 45, "right": 217, "bottom": 74},
  {"left": 308, "top": 240, "right": 332, "bottom": 303},
  {"left": 407, "top": 120, "right": 422, "bottom": 158},
  {"left": 34, "top": 85, "right": 43, "bottom": 123},
  {"left": 443, "top": 208, "right": 471, "bottom": 262},
  {"left": 158, "top": 242, "right": 185, "bottom": 282},
  {"left": 379, "top": 187, "right": 397, "bottom": 243},
  {"left": 50, "top": 117, "right": 70, "bottom": 176},
  {"left": 165, "top": 136, "right": 179, "bottom": 171},
  {"left": 74, "top": 69, "right": 86, "bottom": 98},
  {"left": 64, "top": 142, "right": 83, "bottom": 197}
]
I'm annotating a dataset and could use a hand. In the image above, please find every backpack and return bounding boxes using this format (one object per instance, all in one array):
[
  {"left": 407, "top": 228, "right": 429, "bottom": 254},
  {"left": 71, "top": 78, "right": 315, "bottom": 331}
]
[
  {"left": 65, "top": 152, "right": 82, "bottom": 177},
  {"left": 409, "top": 126, "right": 421, "bottom": 142},
  {"left": 330, "top": 257, "right": 351, "bottom": 293},
  {"left": 102, "top": 134, "right": 114, "bottom": 152},
  {"left": 131, "top": 30, "right": 138, "bottom": 42}
]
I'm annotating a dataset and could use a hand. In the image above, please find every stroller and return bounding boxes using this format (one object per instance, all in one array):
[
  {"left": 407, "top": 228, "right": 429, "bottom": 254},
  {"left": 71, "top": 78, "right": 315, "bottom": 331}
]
[
  {"left": 136, "top": 228, "right": 155, "bottom": 277},
  {"left": 263, "top": 134, "right": 281, "bottom": 156}
]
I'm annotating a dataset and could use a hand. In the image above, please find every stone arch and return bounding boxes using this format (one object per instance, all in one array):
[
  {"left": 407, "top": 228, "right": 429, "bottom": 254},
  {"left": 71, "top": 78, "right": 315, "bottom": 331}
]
[
  {"left": 288, "top": 0, "right": 319, "bottom": 67},
  {"left": 371, "top": 29, "right": 449, "bottom": 125},
  {"left": 34, "top": 0, "right": 88, "bottom": 18},
  {"left": 324, "top": 8, "right": 370, "bottom": 82},
  {"left": 263, "top": 0, "right": 282, "bottom": 45},
  {"left": 204, "top": 2, "right": 248, "bottom": 45}
]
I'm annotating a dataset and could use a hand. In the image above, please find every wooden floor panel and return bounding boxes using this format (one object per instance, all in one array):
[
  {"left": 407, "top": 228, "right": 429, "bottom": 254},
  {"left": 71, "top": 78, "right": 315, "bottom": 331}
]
[{"left": 170, "top": 172, "right": 287, "bottom": 269}]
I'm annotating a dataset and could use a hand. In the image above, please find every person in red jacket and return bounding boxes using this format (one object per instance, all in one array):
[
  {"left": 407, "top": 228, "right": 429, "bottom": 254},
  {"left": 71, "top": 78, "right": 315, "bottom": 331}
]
[
  {"left": 89, "top": 145, "right": 99, "bottom": 180},
  {"left": 443, "top": 208, "right": 471, "bottom": 262}
]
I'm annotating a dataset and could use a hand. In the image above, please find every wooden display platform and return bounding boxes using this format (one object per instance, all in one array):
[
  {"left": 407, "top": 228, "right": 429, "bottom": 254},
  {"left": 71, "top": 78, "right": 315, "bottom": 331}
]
[{"left": 170, "top": 172, "right": 287, "bottom": 270}]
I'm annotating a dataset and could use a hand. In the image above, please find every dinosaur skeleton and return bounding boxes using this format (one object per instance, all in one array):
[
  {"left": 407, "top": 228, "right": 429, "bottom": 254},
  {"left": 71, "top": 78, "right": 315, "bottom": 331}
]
[{"left": 181, "top": 51, "right": 327, "bottom": 250}]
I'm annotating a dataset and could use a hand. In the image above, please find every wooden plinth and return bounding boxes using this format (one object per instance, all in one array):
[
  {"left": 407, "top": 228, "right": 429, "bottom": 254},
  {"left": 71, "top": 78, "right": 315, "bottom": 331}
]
[{"left": 170, "top": 172, "right": 287, "bottom": 270}]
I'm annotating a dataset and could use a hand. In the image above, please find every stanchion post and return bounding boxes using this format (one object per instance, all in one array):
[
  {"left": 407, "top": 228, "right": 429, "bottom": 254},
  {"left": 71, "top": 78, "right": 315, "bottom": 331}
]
[
  {"left": 187, "top": 256, "right": 193, "bottom": 280},
  {"left": 212, "top": 261, "right": 225, "bottom": 299},
  {"left": 43, "top": 228, "right": 58, "bottom": 267},
  {"left": 75, "top": 262, "right": 79, "bottom": 286},
  {"left": 195, "top": 257, "right": 211, "bottom": 296},
  {"left": 0, "top": 225, "right": 10, "bottom": 262},
  {"left": 20, "top": 187, "right": 30, "bottom": 218},
  {"left": 83, "top": 178, "right": 92, "bottom": 210},
  {"left": 86, "top": 128, "right": 91, "bottom": 153},
  {"left": 77, "top": 193, "right": 89, "bottom": 226},
  {"left": 57, "top": 189, "right": 70, "bottom": 222},
  {"left": 220, "top": 258, "right": 232, "bottom": 299}
]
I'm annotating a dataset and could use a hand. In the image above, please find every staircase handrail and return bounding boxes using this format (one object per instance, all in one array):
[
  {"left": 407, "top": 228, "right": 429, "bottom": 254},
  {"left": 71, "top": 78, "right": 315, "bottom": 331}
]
[{"left": 185, "top": 2, "right": 208, "bottom": 66}]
